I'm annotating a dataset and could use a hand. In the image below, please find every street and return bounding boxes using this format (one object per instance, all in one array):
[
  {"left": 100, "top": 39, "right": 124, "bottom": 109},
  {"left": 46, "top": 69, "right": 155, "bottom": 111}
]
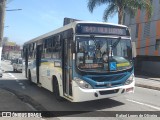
[{"left": 0, "top": 60, "right": 160, "bottom": 119}]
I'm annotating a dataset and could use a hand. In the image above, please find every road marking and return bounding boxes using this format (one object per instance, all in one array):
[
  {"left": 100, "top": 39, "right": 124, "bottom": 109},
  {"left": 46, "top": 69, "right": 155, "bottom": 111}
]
[
  {"left": 126, "top": 99, "right": 160, "bottom": 110},
  {"left": 7, "top": 73, "right": 26, "bottom": 90},
  {"left": 8, "top": 73, "right": 15, "bottom": 78},
  {"left": 8, "top": 73, "right": 18, "bottom": 79}
]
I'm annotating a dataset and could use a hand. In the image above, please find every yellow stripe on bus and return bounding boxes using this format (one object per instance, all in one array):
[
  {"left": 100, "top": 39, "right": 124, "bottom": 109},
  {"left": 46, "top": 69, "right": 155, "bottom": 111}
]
[
  {"left": 117, "top": 62, "right": 130, "bottom": 67},
  {"left": 41, "top": 62, "right": 55, "bottom": 67}
]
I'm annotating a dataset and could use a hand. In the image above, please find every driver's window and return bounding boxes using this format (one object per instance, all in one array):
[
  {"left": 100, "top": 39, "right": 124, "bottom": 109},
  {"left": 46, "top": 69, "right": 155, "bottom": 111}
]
[{"left": 78, "top": 42, "right": 85, "bottom": 53}]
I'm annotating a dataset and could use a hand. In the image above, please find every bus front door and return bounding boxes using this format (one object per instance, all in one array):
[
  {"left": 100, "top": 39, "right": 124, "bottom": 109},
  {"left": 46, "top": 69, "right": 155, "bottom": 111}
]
[
  {"left": 34, "top": 45, "right": 42, "bottom": 84},
  {"left": 63, "top": 39, "right": 72, "bottom": 97}
]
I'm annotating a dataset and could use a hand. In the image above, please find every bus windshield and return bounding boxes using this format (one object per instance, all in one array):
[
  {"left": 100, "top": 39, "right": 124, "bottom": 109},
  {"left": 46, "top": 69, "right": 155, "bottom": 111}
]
[{"left": 76, "top": 37, "right": 132, "bottom": 72}]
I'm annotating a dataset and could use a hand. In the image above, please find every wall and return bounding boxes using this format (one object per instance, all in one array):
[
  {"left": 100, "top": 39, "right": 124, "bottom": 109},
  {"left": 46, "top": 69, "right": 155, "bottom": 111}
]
[{"left": 124, "top": 0, "right": 160, "bottom": 75}]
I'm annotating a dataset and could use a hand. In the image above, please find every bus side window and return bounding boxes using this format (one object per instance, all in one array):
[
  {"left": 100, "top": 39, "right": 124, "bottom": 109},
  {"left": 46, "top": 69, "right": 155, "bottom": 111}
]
[{"left": 52, "top": 36, "right": 55, "bottom": 47}]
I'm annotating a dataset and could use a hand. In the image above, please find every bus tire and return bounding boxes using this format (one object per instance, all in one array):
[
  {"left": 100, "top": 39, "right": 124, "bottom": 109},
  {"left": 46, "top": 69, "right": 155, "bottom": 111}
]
[
  {"left": 53, "top": 79, "right": 64, "bottom": 101},
  {"left": 28, "top": 70, "right": 33, "bottom": 85}
]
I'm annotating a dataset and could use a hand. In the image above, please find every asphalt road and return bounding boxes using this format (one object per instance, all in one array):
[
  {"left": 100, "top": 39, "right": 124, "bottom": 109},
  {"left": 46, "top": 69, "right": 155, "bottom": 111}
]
[{"left": 0, "top": 60, "right": 160, "bottom": 119}]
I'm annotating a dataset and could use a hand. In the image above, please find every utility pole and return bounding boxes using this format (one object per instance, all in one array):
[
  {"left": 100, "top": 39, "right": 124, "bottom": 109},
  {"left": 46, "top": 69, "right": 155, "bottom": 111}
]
[
  {"left": 0, "top": 0, "right": 6, "bottom": 47},
  {"left": 0, "top": 0, "right": 6, "bottom": 62}
]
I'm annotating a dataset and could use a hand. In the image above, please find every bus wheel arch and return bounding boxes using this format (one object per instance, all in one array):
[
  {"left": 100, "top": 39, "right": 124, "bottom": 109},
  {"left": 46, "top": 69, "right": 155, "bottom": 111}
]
[{"left": 52, "top": 75, "right": 64, "bottom": 101}]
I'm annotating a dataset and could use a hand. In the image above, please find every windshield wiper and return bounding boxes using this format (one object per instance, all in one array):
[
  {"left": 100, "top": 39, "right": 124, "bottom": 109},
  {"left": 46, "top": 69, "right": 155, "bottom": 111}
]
[{"left": 112, "top": 37, "right": 121, "bottom": 48}]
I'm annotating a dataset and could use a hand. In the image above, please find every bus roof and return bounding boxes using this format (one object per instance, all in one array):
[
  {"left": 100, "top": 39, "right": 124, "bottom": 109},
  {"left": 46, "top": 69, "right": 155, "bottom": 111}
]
[{"left": 23, "top": 21, "right": 128, "bottom": 45}]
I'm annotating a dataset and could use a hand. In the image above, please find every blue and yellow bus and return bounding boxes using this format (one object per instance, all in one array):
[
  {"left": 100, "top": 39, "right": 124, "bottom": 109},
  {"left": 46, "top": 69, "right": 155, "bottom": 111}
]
[{"left": 22, "top": 21, "right": 135, "bottom": 102}]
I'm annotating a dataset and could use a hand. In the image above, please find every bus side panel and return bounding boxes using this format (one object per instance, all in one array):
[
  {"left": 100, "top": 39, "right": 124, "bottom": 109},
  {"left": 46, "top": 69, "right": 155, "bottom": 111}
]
[
  {"left": 39, "top": 60, "right": 53, "bottom": 91},
  {"left": 38, "top": 34, "right": 63, "bottom": 93},
  {"left": 39, "top": 60, "right": 63, "bottom": 92}
]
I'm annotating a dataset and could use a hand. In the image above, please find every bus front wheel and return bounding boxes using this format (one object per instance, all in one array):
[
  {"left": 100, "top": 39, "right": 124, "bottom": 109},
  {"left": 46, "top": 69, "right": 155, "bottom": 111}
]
[{"left": 53, "top": 79, "right": 64, "bottom": 101}]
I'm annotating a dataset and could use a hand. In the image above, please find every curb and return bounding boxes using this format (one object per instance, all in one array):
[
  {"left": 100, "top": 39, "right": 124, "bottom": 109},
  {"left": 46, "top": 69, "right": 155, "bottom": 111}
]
[{"left": 135, "top": 83, "right": 160, "bottom": 91}]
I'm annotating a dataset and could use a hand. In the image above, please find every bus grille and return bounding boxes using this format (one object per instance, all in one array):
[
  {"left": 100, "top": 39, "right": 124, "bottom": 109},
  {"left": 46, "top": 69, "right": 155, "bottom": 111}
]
[
  {"left": 91, "top": 74, "right": 126, "bottom": 82},
  {"left": 83, "top": 72, "right": 131, "bottom": 89},
  {"left": 99, "top": 89, "right": 119, "bottom": 95},
  {"left": 95, "top": 83, "right": 123, "bottom": 88}
]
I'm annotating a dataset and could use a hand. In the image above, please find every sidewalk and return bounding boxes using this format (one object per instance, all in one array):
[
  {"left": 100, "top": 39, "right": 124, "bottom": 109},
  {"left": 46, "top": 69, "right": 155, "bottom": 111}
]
[{"left": 135, "top": 74, "right": 160, "bottom": 91}]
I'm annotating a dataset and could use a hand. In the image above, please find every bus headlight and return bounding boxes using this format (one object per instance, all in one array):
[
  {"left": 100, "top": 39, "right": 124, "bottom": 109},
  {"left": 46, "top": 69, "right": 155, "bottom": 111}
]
[
  {"left": 74, "top": 77, "right": 93, "bottom": 89},
  {"left": 125, "top": 74, "right": 134, "bottom": 85}
]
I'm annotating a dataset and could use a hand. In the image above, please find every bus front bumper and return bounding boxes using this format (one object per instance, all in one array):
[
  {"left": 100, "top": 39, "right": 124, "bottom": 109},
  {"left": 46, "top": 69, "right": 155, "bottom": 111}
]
[{"left": 72, "top": 81, "right": 135, "bottom": 102}]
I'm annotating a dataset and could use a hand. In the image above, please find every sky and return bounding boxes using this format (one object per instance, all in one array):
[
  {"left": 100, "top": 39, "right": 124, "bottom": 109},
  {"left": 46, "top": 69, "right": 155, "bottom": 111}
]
[{"left": 4, "top": 0, "right": 118, "bottom": 45}]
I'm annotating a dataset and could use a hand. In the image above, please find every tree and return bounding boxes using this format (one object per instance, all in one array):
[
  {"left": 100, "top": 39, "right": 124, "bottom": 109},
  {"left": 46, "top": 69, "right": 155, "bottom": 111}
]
[{"left": 87, "top": 0, "right": 152, "bottom": 24}]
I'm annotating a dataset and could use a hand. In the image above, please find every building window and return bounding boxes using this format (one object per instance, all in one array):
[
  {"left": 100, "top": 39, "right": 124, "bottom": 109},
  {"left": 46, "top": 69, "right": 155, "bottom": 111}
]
[
  {"left": 144, "top": 22, "right": 150, "bottom": 38},
  {"left": 135, "top": 23, "right": 139, "bottom": 38},
  {"left": 155, "top": 39, "right": 160, "bottom": 50}
]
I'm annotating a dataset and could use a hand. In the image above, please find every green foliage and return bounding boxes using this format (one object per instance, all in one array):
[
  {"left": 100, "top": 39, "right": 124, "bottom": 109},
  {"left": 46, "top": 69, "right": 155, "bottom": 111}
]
[{"left": 87, "top": 0, "right": 153, "bottom": 24}]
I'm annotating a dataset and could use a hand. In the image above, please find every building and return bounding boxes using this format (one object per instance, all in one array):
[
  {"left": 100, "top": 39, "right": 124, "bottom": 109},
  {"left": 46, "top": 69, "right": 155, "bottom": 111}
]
[
  {"left": 124, "top": 0, "right": 160, "bottom": 76},
  {"left": 2, "top": 37, "right": 21, "bottom": 59}
]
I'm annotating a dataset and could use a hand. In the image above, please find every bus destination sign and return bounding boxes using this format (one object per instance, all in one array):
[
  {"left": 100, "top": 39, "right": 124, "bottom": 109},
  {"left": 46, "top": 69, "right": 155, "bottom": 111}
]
[{"left": 76, "top": 24, "right": 129, "bottom": 36}]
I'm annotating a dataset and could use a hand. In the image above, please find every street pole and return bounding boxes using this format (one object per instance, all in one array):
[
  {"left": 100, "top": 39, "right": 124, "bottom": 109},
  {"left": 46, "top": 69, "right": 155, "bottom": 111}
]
[
  {"left": 0, "top": 0, "right": 6, "bottom": 63},
  {"left": 0, "top": 0, "right": 6, "bottom": 47}
]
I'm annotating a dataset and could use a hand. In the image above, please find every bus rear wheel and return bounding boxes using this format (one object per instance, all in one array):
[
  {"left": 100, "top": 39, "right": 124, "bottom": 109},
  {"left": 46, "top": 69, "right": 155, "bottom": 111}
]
[{"left": 53, "top": 79, "right": 64, "bottom": 101}]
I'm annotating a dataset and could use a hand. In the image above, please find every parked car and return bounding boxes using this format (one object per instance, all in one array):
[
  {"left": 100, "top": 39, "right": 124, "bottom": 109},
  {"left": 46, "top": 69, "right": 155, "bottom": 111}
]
[{"left": 12, "top": 58, "right": 23, "bottom": 72}]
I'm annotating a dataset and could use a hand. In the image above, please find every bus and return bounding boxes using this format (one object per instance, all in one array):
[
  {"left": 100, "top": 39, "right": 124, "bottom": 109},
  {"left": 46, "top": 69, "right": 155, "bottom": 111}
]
[{"left": 22, "top": 21, "right": 135, "bottom": 102}]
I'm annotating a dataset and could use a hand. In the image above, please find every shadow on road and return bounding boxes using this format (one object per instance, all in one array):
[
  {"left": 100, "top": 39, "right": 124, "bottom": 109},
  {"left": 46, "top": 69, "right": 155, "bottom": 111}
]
[
  {"left": 4, "top": 71, "right": 22, "bottom": 73},
  {"left": 0, "top": 79, "right": 125, "bottom": 117}
]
